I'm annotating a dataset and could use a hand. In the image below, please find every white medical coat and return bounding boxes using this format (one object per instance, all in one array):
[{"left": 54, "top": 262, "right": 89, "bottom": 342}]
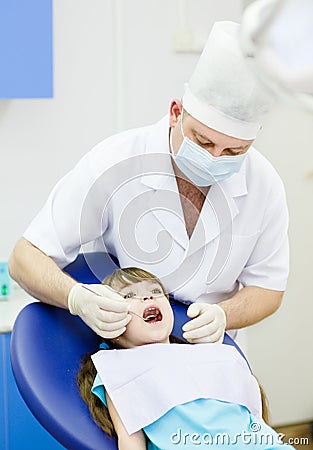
[{"left": 24, "top": 115, "right": 289, "bottom": 306}]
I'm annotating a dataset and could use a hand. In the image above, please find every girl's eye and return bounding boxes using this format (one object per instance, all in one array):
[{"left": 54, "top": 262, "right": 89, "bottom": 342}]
[
  {"left": 124, "top": 292, "right": 135, "bottom": 299},
  {"left": 152, "top": 288, "right": 162, "bottom": 294}
]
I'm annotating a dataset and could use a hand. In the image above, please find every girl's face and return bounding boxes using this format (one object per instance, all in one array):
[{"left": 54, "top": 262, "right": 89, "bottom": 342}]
[{"left": 114, "top": 279, "right": 174, "bottom": 348}]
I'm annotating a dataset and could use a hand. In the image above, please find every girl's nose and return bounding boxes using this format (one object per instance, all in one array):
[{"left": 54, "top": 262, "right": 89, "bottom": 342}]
[{"left": 143, "top": 296, "right": 153, "bottom": 301}]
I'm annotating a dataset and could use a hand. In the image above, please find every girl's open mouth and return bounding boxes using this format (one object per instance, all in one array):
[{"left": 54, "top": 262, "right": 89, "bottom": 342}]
[{"left": 143, "top": 306, "right": 163, "bottom": 323}]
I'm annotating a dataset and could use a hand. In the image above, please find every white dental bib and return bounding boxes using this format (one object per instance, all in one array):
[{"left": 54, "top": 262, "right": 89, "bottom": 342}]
[{"left": 91, "top": 343, "right": 262, "bottom": 435}]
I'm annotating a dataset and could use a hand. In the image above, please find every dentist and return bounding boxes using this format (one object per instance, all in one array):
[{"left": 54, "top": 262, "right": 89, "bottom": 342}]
[{"left": 9, "top": 21, "right": 289, "bottom": 344}]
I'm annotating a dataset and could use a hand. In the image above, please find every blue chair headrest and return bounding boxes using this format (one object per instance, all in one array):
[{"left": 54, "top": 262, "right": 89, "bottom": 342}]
[{"left": 10, "top": 252, "right": 249, "bottom": 450}]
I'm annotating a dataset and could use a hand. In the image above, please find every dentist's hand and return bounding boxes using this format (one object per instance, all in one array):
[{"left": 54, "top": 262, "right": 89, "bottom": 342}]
[
  {"left": 182, "top": 303, "right": 226, "bottom": 344},
  {"left": 68, "top": 284, "right": 131, "bottom": 339}
]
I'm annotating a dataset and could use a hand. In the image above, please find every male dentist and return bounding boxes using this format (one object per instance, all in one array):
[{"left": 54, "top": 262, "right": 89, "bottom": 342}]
[{"left": 9, "top": 22, "right": 289, "bottom": 344}]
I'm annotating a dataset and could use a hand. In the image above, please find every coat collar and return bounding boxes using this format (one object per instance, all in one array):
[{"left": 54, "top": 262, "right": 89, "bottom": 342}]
[{"left": 140, "top": 114, "right": 249, "bottom": 254}]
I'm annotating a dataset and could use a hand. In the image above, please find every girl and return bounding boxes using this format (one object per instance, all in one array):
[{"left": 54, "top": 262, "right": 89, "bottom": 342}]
[{"left": 78, "top": 267, "right": 293, "bottom": 449}]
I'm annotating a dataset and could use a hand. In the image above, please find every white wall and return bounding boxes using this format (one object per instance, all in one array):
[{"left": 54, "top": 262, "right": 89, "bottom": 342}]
[
  {"left": 1, "top": 0, "right": 116, "bottom": 258},
  {"left": 0, "top": 0, "right": 242, "bottom": 259},
  {"left": 246, "top": 104, "right": 313, "bottom": 425},
  {"left": 240, "top": 0, "right": 313, "bottom": 426},
  {"left": 1, "top": 0, "right": 312, "bottom": 426}
]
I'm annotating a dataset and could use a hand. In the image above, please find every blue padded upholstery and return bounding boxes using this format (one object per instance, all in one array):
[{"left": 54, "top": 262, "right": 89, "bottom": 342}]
[
  {"left": 10, "top": 252, "right": 248, "bottom": 450},
  {"left": 11, "top": 302, "right": 108, "bottom": 450}
]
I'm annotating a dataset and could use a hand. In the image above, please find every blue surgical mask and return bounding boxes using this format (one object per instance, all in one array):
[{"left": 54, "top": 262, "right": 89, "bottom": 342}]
[{"left": 170, "top": 111, "right": 248, "bottom": 186}]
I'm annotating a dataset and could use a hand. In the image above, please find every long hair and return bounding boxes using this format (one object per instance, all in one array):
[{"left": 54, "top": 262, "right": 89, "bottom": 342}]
[
  {"left": 259, "top": 383, "right": 270, "bottom": 424},
  {"left": 77, "top": 351, "right": 116, "bottom": 436},
  {"left": 77, "top": 267, "right": 270, "bottom": 436}
]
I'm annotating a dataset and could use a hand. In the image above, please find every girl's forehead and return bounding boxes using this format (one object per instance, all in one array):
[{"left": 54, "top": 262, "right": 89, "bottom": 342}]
[{"left": 117, "top": 279, "right": 162, "bottom": 292}]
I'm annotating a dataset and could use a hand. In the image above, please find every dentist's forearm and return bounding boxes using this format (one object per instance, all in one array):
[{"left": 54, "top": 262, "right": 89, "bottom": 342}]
[
  {"left": 218, "top": 286, "right": 284, "bottom": 330},
  {"left": 8, "top": 237, "right": 77, "bottom": 308}
]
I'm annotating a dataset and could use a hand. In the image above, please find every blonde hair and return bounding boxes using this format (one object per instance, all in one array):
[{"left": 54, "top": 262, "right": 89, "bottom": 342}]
[{"left": 101, "top": 266, "right": 169, "bottom": 299}]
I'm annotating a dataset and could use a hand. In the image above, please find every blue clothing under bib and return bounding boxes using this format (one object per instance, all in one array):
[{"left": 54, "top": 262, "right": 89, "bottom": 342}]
[
  {"left": 92, "top": 374, "right": 294, "bottom": 450},
  {"left": 144, "top": 398, "right": 292, "bottom": 449}
]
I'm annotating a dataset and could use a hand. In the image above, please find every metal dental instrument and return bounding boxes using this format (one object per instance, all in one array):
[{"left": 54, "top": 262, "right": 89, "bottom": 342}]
[{"left": 81, "top": 284, "right": 145, "bottom": 321}]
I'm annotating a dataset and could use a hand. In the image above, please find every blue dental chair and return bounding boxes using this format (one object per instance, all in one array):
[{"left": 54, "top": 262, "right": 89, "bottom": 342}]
[{"left": 10, "top": 252, "right": 248, "bottom": 450}]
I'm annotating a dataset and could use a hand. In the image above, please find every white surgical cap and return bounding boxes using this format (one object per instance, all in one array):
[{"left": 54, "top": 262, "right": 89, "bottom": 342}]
[{"left": 183, "top": 21, "right": 273, "bottom": 140}]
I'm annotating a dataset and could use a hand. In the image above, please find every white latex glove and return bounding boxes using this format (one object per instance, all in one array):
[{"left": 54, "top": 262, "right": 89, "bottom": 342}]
[
  {"left": 182, "top": 303, "right": 226, "bottom": 344},
  {"left": 68, "top": 283, "right": 131, "bottom": 339}
]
